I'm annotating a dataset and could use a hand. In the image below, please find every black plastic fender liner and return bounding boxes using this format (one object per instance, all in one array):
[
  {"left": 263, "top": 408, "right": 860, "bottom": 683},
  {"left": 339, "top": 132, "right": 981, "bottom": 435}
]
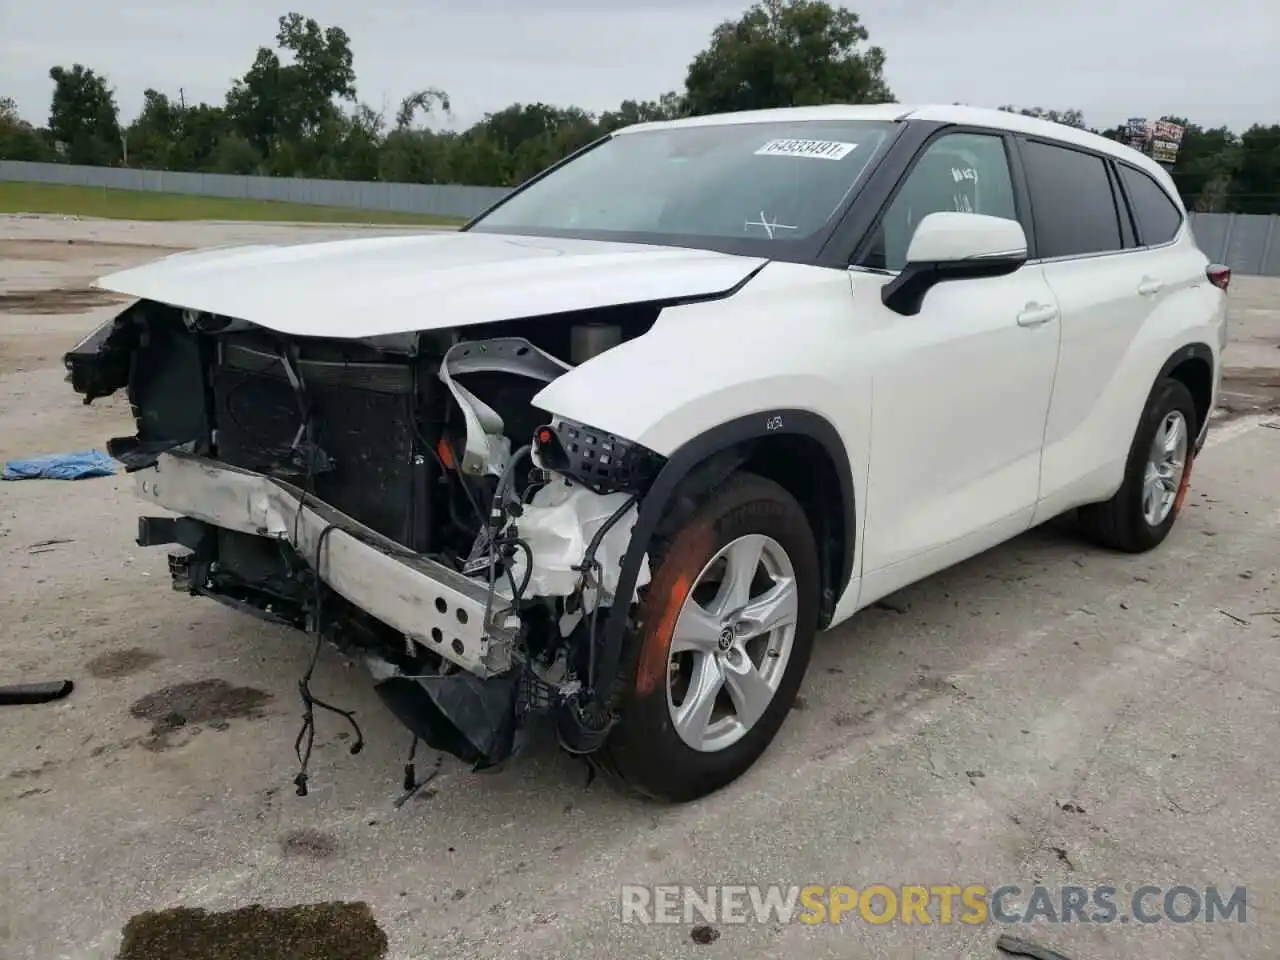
[
  {"left": 1154, "top": 341, "right": 1215, "bottom": 452},
  {"left": 588, "top": 408, "right": 857, "bottom": 716},
  {"left": 1157, "top": 341, "right": 1214, "bottom": 384}
]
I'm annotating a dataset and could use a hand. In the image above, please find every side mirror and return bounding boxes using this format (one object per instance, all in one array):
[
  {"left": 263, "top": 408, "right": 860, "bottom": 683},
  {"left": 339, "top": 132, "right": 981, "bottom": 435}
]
[{"left": 881, "top": 212, "right": 1029, "bottom": 316}]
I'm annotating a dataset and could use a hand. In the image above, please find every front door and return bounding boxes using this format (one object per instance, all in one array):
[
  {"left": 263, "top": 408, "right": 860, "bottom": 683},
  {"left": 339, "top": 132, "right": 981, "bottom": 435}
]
[{"left": 849, "top": 130, "right": 1062, "bottom": 600}]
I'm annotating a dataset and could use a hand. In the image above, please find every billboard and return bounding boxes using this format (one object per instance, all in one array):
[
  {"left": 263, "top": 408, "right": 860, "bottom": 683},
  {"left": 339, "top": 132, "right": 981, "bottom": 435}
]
[{"left": 1122, "top": 118, "right": 1185, "bottom": 167}]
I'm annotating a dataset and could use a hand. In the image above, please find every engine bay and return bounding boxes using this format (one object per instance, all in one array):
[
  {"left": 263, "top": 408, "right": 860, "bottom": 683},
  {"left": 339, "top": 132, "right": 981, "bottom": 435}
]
[{"left": 64, "top": 298, "right": 669, "bottom": 795}]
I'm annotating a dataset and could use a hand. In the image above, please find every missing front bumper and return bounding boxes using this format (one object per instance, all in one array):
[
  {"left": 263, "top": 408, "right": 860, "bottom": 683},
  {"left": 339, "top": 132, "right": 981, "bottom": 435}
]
[{"left": 137, "top": 451, "right": 515, "bottom": 677}]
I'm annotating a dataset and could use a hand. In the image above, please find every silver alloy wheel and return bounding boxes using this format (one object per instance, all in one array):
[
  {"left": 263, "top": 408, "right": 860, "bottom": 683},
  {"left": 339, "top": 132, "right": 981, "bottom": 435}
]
[
  {"left": 1142, "top": 409, "right": 1188, "bottom": 527},
  {"left": 665, "top": 533, "right": 799, "bottom": 753}
]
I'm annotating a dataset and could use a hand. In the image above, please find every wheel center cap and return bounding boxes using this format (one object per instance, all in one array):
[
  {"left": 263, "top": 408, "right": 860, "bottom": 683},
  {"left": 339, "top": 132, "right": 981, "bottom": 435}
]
[{"left": 716, "top": 626, "right": 735, "bottom": 652}]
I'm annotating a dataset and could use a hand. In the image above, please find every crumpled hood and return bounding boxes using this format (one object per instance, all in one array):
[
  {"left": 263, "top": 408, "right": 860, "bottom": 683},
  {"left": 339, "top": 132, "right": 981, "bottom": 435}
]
[{"left": 93, "top": 231, "right": 767, "bottom": 338}]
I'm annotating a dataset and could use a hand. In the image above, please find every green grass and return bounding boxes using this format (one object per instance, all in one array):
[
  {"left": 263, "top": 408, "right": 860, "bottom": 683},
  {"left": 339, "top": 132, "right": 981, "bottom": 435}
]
[{"left": 0, "top": 181, "right": 466, "bottom": 226}]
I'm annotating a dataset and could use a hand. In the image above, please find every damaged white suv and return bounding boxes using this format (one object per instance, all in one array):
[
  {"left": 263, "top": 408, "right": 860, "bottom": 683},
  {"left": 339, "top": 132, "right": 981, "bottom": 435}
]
[{"left": 65, "top": 104, "right": 1228, "bottom": 802}]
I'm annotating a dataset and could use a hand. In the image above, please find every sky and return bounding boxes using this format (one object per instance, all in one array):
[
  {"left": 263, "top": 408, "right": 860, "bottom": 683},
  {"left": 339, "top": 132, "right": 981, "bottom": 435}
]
[{"left": 2, "top": 0, "right": 1275, "bottom": 134}]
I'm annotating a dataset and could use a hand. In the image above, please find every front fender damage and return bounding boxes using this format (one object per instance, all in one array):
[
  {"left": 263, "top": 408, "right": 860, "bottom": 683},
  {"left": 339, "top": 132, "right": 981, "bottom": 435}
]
[
  {"left": 368, "top": 419, "right": 657, "bottom": 773},
  {"left": 361, "top": 335, "right": 657, "bottom": 774},
  {"left": 367, "top": 468, "right": 653, "bottom": 774}
]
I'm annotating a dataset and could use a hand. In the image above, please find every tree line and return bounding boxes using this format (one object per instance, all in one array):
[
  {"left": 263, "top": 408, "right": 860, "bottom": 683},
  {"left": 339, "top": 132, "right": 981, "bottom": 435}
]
[{"left": 1, "top": 1, "right": 1277, "bottom": 215}]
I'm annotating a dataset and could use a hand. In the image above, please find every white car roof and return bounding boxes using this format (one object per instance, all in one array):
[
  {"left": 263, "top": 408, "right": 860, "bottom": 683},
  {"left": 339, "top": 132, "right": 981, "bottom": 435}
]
[{"left": 617, "top": 103, "right": 1177, "bottom": 199}]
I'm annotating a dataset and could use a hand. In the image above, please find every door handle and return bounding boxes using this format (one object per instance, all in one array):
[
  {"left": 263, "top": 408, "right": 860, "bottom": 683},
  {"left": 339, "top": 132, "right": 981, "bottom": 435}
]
[
  {"left": 1138, "top": 277, "right": 1163, "bottom": 296},
  {"left": 1016, "top": 304, "right": 1058, "bottom": 328}
]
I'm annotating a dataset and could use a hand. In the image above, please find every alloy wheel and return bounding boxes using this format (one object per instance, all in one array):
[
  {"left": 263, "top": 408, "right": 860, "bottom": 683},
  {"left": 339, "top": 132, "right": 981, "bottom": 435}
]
[{"left": 665, "top": 533, "right": 799, "bottom": 753}]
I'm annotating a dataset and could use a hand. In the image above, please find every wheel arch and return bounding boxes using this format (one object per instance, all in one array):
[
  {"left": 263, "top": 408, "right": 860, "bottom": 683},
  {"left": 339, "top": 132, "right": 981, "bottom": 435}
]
[
  {"left": 1157, "top": 341, "right": 1215, "bottom": 438},
  {"left": 591, "top": 409, "right": 855, "bottom": 711}
]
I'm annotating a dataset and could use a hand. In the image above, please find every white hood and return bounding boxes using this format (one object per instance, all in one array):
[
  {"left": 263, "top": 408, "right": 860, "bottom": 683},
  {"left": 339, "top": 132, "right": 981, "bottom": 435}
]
[{"left": 93, "top": 231, "right": 767, "bottom": 338}]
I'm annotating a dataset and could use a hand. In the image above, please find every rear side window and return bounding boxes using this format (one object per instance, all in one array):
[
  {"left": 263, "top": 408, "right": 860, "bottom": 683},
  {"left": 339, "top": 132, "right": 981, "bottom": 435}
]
[
  {"left": 1021, "top": 140, "right": 1123, "bottom": 259},
  {"left": 1118, "top": 164, "right": 1183, "bottom": 246}
]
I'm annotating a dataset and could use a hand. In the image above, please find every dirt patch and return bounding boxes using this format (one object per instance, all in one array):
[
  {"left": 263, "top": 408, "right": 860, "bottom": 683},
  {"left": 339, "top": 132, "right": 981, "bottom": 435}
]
[
  {"left": 281, "top": 828, "right": 340, "bottom": 859},
  {"left": 7, "top": 760, "right": 57, "bottom": 780},
  {"left": 690, "top": 924, "right": 721, "bottom": 944},
  {"left": 116, "top": 902, "right": 388, "bottom": 960},
  {"left": 129, "top": 679, "right": 272, "bottom": 737},
  {"left": 0, "top": 289, "right": 129, "bottom": 315},
  {"left": 1217, "top": 367, "right": 1280, "bottom": 421},
  {"left": 1222, "top": 367, "right": 1280, "bottom": 393},
  {"left": 0, "top": 334, "right": 76, "bottom": 374},
  {"left": 87, "top": 648, "right": 162, "bottom": 679},
  {"left": 0, "top": 239, "right": 185, "bottom": 262}
]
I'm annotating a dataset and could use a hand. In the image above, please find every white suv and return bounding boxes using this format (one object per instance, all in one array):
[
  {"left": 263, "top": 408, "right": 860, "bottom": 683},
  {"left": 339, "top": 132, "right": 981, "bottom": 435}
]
[{"left": 66, "top": 104, "right": 1229, "bottom": 801}]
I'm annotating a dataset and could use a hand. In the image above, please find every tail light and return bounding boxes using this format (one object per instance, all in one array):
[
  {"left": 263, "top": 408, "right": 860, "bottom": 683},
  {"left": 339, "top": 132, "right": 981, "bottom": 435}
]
[{"left": 1206, "top": 264, "right": 1231, "bottom": 292}]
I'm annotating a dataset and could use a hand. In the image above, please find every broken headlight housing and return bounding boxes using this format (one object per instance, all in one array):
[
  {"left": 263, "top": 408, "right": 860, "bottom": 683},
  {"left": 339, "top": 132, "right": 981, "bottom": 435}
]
[{"left": 532, "top": 417, "right": 664, "bottom": 495}]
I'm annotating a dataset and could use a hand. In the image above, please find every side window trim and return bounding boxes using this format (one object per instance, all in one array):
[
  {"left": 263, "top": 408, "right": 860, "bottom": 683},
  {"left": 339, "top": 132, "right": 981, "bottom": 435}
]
[
  {"left": 1005, "top": 130, "right": 1038, "bottom": 261},
  {"left": 850, "top": 124, "right": 1032, "bottom": 271},
  {"left": 1112, "top": 160, "right": 1187, "bottom": 251},
  {"left": 1106, "top": 158, "right": 1140, "bottom": 248},
  {"left": 1014, "top": 133, "right": 1134, "bottom": 264}
]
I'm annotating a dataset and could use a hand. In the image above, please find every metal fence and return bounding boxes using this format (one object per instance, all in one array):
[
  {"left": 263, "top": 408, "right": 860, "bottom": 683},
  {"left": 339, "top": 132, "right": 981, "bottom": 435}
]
[
  {"left": 2, "top": 161, "right": 1278, "bottom": 275},
  {"left": 1187, "top": 213, "right": 1280, "bottom": 278},
  {"left": 0, "top": 160, "right": 511, "bottom": 221}
]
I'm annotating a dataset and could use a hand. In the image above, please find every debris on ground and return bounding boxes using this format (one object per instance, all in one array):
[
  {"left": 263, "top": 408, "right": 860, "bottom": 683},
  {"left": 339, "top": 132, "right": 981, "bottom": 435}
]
[
  {"left": 26, "top": 537, "right": 76, "bottom": 554},
  {"left": 115, "top": 902, "right": 388, "bottom": 960},
  {"left": 0, "top": 680, "right": 75, "bottom": 705},
  {"left": 690, "top": 924, "right": 721, "bottom": 944},
  {"left": 995, "top": 933, "right": 1074, "bottom": 960},
  {"left": 3, "top": 450, "right": 116, "bottom": 481}
]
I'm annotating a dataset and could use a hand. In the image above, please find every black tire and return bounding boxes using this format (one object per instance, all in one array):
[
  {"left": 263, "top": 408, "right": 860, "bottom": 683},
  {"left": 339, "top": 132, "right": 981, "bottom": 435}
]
[
  {"left": 600, "top": 472, "right": 820, "bottom": 802},
  {"left": 1078, "top": 377, "right": 1197, "bottom": 553}
]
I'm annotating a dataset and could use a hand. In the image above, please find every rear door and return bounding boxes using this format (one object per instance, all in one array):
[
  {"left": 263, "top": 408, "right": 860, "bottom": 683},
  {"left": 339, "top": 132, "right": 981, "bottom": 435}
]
[{"left": 1016, "top": 137, "right": 1156, "bottom": 517}]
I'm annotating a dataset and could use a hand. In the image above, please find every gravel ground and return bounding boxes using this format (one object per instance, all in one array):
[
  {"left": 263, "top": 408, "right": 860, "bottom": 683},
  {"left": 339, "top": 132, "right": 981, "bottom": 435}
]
[{"left": 1, "top": 215, "right": 1278, "bottom": 960}]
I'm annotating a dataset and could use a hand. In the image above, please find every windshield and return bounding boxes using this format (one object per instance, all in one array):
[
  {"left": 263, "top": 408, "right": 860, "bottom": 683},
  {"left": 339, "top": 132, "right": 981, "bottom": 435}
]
[{"left": 467, "top": 119, "right": 898, "bottom": 258}]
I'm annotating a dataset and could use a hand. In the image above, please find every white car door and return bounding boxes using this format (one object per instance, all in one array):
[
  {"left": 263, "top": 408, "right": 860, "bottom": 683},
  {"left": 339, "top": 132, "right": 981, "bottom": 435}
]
[{"left": 848, "top": 130, "right": 1062, "bottom": 603}]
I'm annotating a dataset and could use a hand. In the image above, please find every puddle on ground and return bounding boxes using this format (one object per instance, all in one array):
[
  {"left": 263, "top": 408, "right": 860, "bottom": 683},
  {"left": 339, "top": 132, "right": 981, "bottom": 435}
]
[
  {"left": 129, "top": 679, "right": 272, "bottom": 743},
  {"left": 87, "top": 648, "right": 163, "bottom": 679},
  {"left": 116, "top": 902, "right": 388, "bottom": 960},
  {"left": 0, "top": 289, "right": 129, "bottom": 314}
]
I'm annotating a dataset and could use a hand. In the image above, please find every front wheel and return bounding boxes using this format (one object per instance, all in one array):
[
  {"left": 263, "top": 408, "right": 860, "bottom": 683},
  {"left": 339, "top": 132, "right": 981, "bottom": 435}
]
[
  {"left": 602, "top": 472, "right": 820, "bottom": 802},
  {"left": 1078, "top": 377, "right": 1197, "bottom": 553}
]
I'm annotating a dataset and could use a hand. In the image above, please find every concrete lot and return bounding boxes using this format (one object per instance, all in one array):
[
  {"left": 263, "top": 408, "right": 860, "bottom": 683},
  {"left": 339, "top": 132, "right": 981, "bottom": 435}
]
[{"left": 1, "top": 215, "right": 1278, "bottom": 960}]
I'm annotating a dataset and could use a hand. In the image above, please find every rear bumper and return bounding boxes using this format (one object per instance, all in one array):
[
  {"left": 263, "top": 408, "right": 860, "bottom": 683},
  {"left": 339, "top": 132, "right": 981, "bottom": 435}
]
[{"left": 137, "top": 451, "right": 514, "bottom": 677}]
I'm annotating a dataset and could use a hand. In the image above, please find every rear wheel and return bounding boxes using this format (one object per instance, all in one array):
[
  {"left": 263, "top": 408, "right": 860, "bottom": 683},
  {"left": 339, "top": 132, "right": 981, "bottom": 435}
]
[
  {"left": 1078, "top": 377, "right": 1196, "bottom": 553},
  {"left": 602, "top": 472, "right": 819, "bottom": 802}
]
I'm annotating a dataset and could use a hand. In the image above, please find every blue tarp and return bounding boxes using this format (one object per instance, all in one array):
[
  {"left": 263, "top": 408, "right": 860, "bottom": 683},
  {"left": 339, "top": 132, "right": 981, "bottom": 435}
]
[{"left": 2, "top": 450, "right": 117, "bottom": 481}]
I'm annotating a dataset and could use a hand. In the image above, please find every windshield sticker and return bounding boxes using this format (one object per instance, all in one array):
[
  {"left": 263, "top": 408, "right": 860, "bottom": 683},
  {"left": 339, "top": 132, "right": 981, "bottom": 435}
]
[{"left": 754, "top": 139, "right": 857, "bottom": 160}]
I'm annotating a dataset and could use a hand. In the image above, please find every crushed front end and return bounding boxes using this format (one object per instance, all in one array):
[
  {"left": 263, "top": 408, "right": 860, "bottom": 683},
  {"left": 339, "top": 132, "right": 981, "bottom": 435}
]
[{"left": 64, "top": 300, "right": 665, "bottom": 790}]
